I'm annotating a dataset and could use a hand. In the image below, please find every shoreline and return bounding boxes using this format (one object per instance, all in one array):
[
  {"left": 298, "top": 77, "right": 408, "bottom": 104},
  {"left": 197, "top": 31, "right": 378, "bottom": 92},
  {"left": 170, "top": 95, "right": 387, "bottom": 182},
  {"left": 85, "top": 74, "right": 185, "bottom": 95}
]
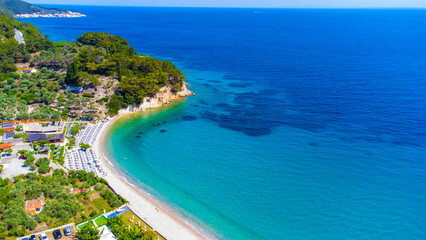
[{"left": 93, "top": 104, "right": 215, "bottom": 240}]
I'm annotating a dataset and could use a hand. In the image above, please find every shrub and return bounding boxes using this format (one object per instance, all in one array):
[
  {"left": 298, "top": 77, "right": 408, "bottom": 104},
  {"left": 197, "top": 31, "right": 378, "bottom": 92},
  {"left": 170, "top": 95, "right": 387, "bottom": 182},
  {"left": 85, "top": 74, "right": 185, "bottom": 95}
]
[
  {"left": 13, "top": 133, "right": 23, "bottom": 138},
  {"left": 83, "top": 93, "right": 94, "bottom": 98}
]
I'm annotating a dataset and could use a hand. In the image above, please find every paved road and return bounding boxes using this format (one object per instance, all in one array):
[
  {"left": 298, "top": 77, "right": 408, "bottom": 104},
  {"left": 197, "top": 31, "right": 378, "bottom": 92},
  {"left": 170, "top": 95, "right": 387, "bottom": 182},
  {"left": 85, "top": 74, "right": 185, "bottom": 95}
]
[
  {"left": 17, "top": 223, "right": 76, "bottom": 240},
  {"left": 14, "top": 29, "right": 25, "bottom": 44}
]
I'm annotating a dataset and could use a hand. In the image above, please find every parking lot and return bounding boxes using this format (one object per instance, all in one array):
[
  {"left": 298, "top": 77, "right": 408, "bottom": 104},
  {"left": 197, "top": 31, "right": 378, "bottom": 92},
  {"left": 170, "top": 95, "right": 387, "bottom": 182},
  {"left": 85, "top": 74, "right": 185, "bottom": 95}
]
[{"left": 19, "top": 225, "right": 78, "bottom": 240}]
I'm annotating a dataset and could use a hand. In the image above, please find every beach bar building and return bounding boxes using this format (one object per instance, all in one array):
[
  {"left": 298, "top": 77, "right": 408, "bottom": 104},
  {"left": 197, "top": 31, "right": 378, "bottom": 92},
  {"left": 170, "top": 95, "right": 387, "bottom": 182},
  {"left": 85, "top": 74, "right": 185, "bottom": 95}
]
[
  {"left": 24, "top": 124, "right": 61, "bottom": 134},
  {"left": 26, "top": 133, "right": 65, "bottom": 143}
]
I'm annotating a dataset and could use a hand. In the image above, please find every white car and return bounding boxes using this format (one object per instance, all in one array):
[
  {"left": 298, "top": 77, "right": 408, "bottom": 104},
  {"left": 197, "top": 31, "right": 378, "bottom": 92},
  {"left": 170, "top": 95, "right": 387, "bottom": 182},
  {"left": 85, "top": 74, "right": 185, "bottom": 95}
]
[{"left": 39, "top": 233, "right": 48, "bottom": 240}]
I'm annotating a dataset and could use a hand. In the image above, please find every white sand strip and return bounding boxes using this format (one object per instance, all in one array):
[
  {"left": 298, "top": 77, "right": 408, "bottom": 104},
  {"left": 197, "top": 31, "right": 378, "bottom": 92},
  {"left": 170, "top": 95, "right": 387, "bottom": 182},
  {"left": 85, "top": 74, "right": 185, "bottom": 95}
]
[{"left": 93, "top": 115, "right": 213, "bottom": 240}]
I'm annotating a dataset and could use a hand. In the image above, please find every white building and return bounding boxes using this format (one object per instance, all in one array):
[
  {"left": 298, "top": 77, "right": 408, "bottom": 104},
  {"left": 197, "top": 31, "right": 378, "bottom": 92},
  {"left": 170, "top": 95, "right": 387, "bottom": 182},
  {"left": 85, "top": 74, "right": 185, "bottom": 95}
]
[
  {"left": 98, "top": 225, "right": 117, "bottom": 240},
  {"left": 24, "top": 67, "right": 37, "bottom": 74}
]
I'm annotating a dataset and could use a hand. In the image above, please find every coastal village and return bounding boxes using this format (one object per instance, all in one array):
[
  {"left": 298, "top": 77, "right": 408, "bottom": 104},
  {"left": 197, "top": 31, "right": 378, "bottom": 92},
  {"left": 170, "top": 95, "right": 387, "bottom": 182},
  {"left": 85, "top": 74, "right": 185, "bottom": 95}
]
[
  {"left": 0, "top": 3, "right": 197, "bottom": 239},
  {"left": 0, "top": 112, "right": 168, "bottom": 240},
  {"left": 0, "top": 64, "right": 192, "bottom": 239},
  {"left": 15, "top": 11, "right": 86, "bottom": 18}
]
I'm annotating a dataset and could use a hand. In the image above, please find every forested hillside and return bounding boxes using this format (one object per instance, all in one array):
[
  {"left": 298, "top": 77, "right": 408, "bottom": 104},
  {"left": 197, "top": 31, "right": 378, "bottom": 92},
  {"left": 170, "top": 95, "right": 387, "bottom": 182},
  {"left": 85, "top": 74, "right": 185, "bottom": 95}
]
[
  {"left": 0, "top": 0, "right": 68, "bottom": 14},
  {"left": 0, "top": 10, "right": 188, "bottom": 120},
  {"left": 0, "top": 7, "right": 52, "bottom": 72}
]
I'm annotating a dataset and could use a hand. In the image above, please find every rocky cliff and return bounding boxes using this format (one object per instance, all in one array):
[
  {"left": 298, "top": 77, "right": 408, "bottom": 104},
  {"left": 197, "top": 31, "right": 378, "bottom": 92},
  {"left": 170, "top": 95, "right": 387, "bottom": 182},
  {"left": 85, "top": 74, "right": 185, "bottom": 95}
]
[{"left": 118, "top": 83, "right": 194, "bottom": 115}]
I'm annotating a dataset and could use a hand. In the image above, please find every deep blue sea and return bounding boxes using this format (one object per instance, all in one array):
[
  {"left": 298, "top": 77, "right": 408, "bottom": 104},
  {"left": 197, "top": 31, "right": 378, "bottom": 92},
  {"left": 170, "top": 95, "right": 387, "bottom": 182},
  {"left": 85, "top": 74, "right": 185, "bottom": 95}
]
[{"left": 22, "top": 7, "right": 426, "bottom": 239}]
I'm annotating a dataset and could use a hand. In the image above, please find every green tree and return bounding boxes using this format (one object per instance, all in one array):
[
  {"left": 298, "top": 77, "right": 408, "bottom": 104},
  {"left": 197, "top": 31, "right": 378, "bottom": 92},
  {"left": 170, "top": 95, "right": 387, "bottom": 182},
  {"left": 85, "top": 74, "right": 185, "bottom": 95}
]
[
  {"left": 116, "top": 61, "right": 122, "bottom": 82},
  {"left": 107, "top": 95, "right": 123, "bottom": 115},
  {"left": 80, "top": 143, "right": 90, "bottom": 151},
  {"left": 24, "top": 153, "right": 35, "bottom": 166},
  {"left": 76, "top": 224, "right": 100, "bottom": 240},
  {"left": 35, "top": 158, "right": 51, "bottom": 174},
  {"left": 70, "top": 125, "right": 80, "bottom": 135},
  {"left": 65, "top": 61, "right": 79, "bottom": 85}
]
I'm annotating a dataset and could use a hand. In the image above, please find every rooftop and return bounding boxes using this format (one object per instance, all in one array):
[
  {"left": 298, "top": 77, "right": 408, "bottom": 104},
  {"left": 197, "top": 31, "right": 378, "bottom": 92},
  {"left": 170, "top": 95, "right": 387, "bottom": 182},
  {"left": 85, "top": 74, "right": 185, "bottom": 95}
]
[
  {"left": 2, "top": 121, "right": 13, "bottom": 128},
  {"left": 48, "top": 133, "right": 65, "bottom": 141},
  {"left": 3, "top": 131, "right": 15, "bottom": 139},
  {"left": 98, "top": 225, "right": 117, "bottom": 240},
  {"left": 26, "top": 133, "right": 46, "bottom": 142},
  {"left": 40, "top": 146, "right": 50, "bottom": 152},
  {"left": 71, "top": 189, "right": 86, "bottom": 194},
  {"left": 25, "top": 124, "right": 60, "bottom": 133},
  {"left": 26, "top": 133, "right": 65, "bottom": 142},
  {"left": 0, "top": 143, "right": 12, "bottom": 150},
  {"left": 25, "top": 198, "right": 44, "bottom": 215}
]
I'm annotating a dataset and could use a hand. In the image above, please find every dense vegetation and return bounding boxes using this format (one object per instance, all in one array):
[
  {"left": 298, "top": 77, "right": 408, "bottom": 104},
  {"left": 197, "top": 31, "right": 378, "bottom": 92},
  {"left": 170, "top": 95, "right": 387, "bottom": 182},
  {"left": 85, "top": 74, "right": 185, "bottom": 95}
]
[
  {"left": 0, "top": 170, "right": 126, "bottom": 238},
  {"left": 30, "top": 41, "right": 78, "bottom": 70},
  {"left": 76, "top": 223, "right": 99, "bottom": 240},
  {"left": 0, "top": 7, "right": 187, "bottom": 120},
  {"left": 108, "top": 216, "right": 158, "bottom": 240},
  {"left": 0, "top": 68, "right": 67, "bottom": 120},
  {"left": 0, "top": 7, "right": 53, "bottom": 73},
  {"left": 0, "top": 0, "right": 71, "bottom": 15},
  {"left": 71, "top": 32, "right": 185, "bottom": 114}
]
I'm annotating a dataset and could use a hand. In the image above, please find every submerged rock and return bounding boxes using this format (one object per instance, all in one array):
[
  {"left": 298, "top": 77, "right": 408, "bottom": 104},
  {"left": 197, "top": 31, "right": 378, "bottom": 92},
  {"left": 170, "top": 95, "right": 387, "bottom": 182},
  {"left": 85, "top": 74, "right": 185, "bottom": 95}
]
[
  {"left": 160, "top": 130, "right": 167, "bottom": 133},
  {"left": 182, "top": 115, "right": 197, "bottom": 121}
]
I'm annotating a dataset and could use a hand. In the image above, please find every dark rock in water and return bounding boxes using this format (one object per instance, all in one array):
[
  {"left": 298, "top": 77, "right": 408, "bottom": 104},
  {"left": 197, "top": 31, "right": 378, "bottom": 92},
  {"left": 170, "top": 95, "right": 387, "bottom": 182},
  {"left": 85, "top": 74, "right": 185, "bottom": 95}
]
[
  {"left": 309, "top": 142, "right": 318, "bottom": 146},
  {"left": 182, "top": 115, "right": 197, "bottom": 121},
  {"left": 176, "top": 118, "right": 179, "bottom": 120},
  {"left": 136, "top": 136, "right": 141, "bottom": 138},
  {"left": 229, "top": 82, "right": 248, "bottom": 88},
  {"left": 139, "top": 132, "right": 143, "bottom": 134},
  {"left": 163, "top": 121, "right": 166, "bottom": 123},
  {"left": 152, "top": 124, "right": 155, "bottom": 126},
  {"left": 160, "top": 130, "right": 167, "bottom": 133}
]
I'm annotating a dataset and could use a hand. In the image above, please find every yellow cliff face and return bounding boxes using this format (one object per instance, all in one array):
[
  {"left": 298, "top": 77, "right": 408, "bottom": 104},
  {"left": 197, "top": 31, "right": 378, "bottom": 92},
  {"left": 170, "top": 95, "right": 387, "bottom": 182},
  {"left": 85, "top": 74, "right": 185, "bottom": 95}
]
[{"left": 118, "top": 83, "right": 194, "bottom": 116}]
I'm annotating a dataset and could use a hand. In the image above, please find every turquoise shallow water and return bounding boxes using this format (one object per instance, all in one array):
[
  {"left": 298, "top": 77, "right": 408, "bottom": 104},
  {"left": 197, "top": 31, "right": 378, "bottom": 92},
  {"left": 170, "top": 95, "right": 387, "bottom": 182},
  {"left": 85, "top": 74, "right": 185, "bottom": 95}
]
[
  {"left": 104, "top": 67, "right": 426, "bottom": 240},
  {"left": 22, "top": 7, "right": 426, "bottom": 239}
]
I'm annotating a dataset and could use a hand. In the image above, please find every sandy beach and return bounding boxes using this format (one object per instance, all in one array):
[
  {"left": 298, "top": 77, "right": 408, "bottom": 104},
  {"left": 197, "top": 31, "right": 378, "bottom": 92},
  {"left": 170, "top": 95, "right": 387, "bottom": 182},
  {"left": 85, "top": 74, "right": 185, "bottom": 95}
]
[{"left": 93, "top": 113, "right": 212, "bottom": 240}]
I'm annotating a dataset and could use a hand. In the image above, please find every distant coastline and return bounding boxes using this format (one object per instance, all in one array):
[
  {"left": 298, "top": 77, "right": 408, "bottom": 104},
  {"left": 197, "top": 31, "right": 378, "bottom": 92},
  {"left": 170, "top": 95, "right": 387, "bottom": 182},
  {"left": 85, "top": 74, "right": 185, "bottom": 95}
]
[
  {"left": 15, "top": 11, "right": 86, "bottom": 18},
  {"left": 1, "top": 0, "right": 86, "bottom": 18}
]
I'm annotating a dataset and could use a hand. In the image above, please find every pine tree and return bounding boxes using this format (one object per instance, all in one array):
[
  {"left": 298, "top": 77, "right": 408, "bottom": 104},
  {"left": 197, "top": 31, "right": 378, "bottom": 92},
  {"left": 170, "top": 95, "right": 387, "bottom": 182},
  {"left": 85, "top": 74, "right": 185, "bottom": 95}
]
[
  {"left": 65, "top": 61, "right": 78, "bottom": 85},
  {"left": 117, "top": 61, "right": 122, "bottom": 82}
]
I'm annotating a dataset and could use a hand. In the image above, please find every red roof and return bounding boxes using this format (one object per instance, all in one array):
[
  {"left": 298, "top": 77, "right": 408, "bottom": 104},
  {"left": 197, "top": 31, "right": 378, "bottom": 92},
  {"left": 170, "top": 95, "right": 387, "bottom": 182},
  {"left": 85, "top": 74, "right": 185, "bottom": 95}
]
[
  {"left": 71, "top": 189, "right": 86, "bottom": 194},
  {"left": 3, "top": 127, "right": 15, "bottom": 132},
  {"left": 24, "top": 67, "right": 34, "bottom": 70},
  {"left": 0, "top": 143, "right": 12, "bottom": 150},
  {"left": 25, "top": 199, "right": 44, "bottom": 214}
]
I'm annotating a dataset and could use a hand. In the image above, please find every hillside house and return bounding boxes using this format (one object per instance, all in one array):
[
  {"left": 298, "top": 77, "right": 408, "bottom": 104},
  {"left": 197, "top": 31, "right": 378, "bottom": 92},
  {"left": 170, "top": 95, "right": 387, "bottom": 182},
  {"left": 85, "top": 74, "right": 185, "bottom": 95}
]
[
  {"left": 23, "top": 67, "right": 37, "bottom": 74},
  {"left": 25, "top": 198, "right": 44, "bottom": 215}
]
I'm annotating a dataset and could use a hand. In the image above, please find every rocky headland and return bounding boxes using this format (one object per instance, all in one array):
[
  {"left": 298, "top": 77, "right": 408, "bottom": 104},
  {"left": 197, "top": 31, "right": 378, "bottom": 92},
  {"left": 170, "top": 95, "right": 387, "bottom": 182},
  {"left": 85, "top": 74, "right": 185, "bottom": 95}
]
[{"left": 118, "top": 83, "right": 194, "bottom": 115}]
